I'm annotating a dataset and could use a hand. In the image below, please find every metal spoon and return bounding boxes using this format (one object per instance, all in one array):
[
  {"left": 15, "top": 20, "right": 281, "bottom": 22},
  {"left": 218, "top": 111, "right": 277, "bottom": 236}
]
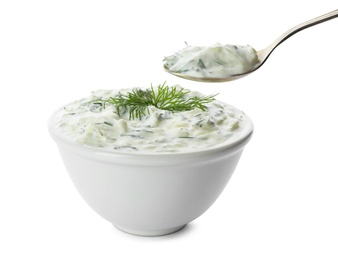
[{"left": 163, "top": 9, "right": 338, "bottom": 83}]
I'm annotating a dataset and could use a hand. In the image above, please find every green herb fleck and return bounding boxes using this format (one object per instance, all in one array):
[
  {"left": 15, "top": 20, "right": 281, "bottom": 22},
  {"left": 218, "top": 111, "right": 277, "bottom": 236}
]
[{"left": 198, "top": 59, "right": 206, "bottom": 69}]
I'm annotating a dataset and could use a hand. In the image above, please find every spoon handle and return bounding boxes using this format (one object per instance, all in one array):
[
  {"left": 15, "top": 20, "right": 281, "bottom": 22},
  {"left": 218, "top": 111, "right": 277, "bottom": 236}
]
[{"left": 257, "top": 9, "right": 338, "bottom": 63}]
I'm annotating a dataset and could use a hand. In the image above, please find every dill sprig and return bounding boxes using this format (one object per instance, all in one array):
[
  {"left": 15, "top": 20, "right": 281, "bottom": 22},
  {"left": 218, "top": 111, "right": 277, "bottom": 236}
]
[{"left": 95, "top": 82, "right": 218, "bottom": 120}]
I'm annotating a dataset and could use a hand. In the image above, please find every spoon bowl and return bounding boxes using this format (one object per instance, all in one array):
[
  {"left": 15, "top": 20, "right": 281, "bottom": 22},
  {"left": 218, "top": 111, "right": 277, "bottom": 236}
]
[{"left": 164, "top": 9, "right": 338, "bottom": 83}]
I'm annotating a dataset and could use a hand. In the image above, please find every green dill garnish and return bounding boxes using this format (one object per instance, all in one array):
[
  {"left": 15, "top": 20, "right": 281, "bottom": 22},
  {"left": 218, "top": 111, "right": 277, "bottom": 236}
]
[{"left": 94, "top": 82, "right": 218, "bottom": 120}]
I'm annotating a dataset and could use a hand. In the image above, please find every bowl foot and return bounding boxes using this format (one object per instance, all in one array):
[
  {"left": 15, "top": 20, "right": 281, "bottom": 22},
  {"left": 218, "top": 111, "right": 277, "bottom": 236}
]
[{"left": 114, "top": 224, "right": 186, "bottom": 237}]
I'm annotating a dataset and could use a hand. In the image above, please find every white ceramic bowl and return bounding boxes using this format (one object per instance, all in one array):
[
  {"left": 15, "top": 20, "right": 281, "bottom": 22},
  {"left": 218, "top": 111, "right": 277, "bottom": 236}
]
[{"left": 48, "top": 108, "right": 253, "bottom": 236}]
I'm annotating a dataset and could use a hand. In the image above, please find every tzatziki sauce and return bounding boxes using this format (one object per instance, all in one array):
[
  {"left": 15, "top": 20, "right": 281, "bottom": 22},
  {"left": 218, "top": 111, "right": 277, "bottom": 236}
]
[
  {"left": 56, "top": 85, "right": 251, "bottom": 153},
  {"left": 164, "top": 42, "right": 259, "bottom": 78}
]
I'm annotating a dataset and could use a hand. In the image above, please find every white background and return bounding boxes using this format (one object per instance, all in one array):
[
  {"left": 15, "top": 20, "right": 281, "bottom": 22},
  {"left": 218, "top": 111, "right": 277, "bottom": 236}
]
[{"left": 1, "top": 1, "right": 337, "bottom": 259}]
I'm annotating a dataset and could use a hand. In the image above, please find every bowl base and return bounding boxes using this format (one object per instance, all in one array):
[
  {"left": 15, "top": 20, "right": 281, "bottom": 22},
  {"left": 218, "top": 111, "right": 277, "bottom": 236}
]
[{"left": 114, "top": 224, "right": 186, "bottom": 237}]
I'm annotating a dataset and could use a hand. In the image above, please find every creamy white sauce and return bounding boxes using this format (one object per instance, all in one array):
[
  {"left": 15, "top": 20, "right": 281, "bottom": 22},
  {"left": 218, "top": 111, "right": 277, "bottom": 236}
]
[
  {"left": 164, "top": 42, "right": 259, "bottom": 78},
  {"left": 56, "top": 85, "right": 251, "bottom": 153}
]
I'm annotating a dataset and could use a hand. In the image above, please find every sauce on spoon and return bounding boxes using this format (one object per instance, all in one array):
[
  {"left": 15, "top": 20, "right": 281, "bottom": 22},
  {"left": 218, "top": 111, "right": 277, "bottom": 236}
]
[{"left": 163, "top": 42, "right": 259, "bottom": 79}]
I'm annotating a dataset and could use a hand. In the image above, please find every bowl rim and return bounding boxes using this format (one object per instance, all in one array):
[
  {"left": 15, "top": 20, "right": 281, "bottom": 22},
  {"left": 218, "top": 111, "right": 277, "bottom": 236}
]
[{"left": 48, "top": 105, "right": 254, "bottom": 159}]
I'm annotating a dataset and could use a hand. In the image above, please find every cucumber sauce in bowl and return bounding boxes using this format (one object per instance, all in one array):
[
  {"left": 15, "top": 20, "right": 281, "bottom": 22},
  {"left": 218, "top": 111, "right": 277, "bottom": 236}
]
[
  {"left": 48, "top": 83, "right": 254, "bottom": 236},
  {"left": 55, "top": 84, "right": 252, "bottom": 154}
]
